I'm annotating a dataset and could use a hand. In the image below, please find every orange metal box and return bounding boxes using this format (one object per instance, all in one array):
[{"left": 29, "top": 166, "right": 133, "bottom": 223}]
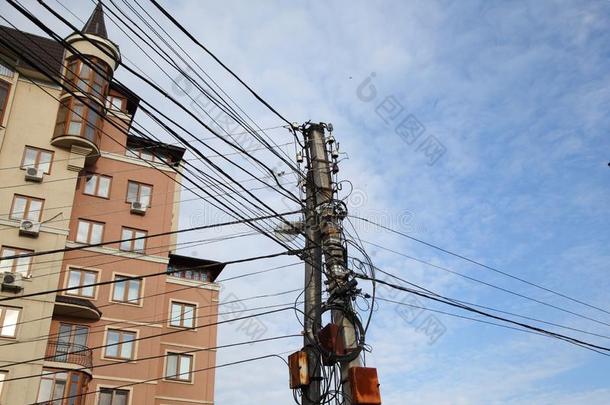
[
  {"left": 288, "top": 350, "right": 310, "bottom": 389},
  {"left": 348, "top": 366, "right": 382, "bottom": 405}
]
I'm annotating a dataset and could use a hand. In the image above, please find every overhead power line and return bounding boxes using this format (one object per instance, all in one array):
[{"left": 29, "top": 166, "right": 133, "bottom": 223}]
[
  {"left": 29, "top": 351, "right": 293, "bottom": 405},
  {"left": 368, "top": 263, "right": 610, "bottom": 340},
  {"left": 0, "top": 305, "right": 297, "bottom": 370},
  {"left": 0, "top": 8, "right": 305, "bottom": 256},
  {"left": 351, "top": 214, "right": 610, "bottom": 316},
  {"left": 355, "top": 273, "right": 610, "bottom": 356},
  {"left": 148, "top": 0, "right": 293, "bottom": 127},
  {"left": 360, "top": 238, "right": 610, "bottom": 328},
  {"left": 0, "top": 250, "right": 297, "bottom": 303},
  {"left": 4, "top": 334, "right": 299, "bottom": 385},
  {"left": 0, "top": 210, "right": 301, "bottom": 262}
]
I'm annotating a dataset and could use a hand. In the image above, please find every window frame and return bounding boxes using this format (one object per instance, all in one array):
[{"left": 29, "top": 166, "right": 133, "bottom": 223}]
[
  {"left": 125, "top": 180, "right": 153, "bottom": 207},
  {"left": 125, "top": 146, "right": 169, "bottom": 164},
  {"left": 64, "top": 267, "right": 99, "bottom": 299},
  {"left": 9, "top": 194, "right": 44, "bottom": 222},
  {"left": 0, "top": 306, "right": 20, "bottom": 338},
  {"left": 83, "top": 173, "right": 112, "bottom": 199},
  {"left": 98, "top": 386, "right": 131, "bottom": 405},
  {"left": 0, "top": 246, "right": 33, "bottom": 276},
  {"left": 103, "top": 328, "right": 137, "bottom": 361},
  {"left": 0, "top": 79, "right": 11, "bottom": 125},
  {"left": 20, "top": 146, "right": 54, "bottom": 175},
  {"left": 64, "top": 56, "right": 110, "bottom": 99},
  {"left": 119, "top": 227, "right": 147, "bottom": 253},
  {"left": 36, "top": 368, "right": 86, "bottom": 405},
  {"left": 106, "top": 95, "right": 125, "bottom": 112},
  {"left": 164, "top": 352, "right": 194, "bottom": 383},
  {"left": 53, "top": 96, "right": 102, "bottom": 144},
  {"left": 167, "top": 266, "right": 209, "bottom": 282},
  {"left": 110, "top": 273, "right": 143, "bottom": 306},
  {"left": 168, "top": 301, "right": 196, "bottom": 329},
  {"left": 36, "top": 369, "right": 68, "bottom": 404},
  {"left": 75, "top": 219, "right": 105, "bottom": 245}
]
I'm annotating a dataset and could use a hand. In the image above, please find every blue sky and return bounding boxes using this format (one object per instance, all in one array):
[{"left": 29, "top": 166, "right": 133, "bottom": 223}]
[{"left": 3, "top": 0, "right": 610, "bottom": 403}]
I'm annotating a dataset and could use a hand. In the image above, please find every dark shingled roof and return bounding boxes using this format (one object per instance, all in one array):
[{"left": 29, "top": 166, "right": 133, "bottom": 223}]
[
  {"left": 0, "top": 25, "right": 65, "bottom": 80},
  {"left": 82, "top": 1, "right": 108, "bottom": 39}
]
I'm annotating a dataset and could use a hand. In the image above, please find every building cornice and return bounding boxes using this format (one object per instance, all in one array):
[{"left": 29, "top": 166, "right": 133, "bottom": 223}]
[
  {"left": 65, "top": 241, "right": 169, "bottom": 264},
  {"left": 100, "top": 151, "right": 178, "bottom": 173},
  {"left": 166, "top": 276, "right": 220, "bottom": 291}
]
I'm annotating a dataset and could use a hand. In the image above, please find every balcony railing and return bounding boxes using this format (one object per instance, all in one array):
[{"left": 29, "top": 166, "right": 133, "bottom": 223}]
[{"left": 45, "top": 341, "right": 92, "bottom": 369}]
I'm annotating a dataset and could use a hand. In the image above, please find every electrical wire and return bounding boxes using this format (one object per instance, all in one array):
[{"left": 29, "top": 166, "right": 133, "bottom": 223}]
[
  {"left": 350, "top": 214, "right": 610, "bottom": 316},
  {"left": 355, "top": 273, "right": 610, "bottom": 356},
  {"left": 0, "top": 250, "right": 298, "bottom": 303},
  {"left": 360, "top": 238, "right": 610, "bottom": 329}
]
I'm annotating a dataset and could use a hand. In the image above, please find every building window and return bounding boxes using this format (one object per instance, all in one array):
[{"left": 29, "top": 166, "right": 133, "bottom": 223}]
[
  {"left": 21, "top": 146, "right": 54, "bottom": 174},
  {"left": 167, "top": 266, "right": 209, "bottom": 282},
  {"left": 119, "top": 227, "right": 146, "bottom": 253},
  {"left": 126, "top": 147, "right": 168, "bottom": 164},
  {"left": 112, "top": 276, "right": 141, "bottom": 305},
  {"left": 165, "top": 353, "right": 193, "bottom": 382},
  {"left": 10, "top": 194, "right": 43, "bottom": 222},
  {"left": 65, "top": 56, "right": 110, "bottom": 99},
  {"left": 0, "top": 246, "right": 33, "bottom": 276},
  {"left": 52, "top": 323, "right": 89, "bottom": 363},
  {"left": 53, "top": 97, "right": 102, "bottom": 144},
  {"left": 76, "top": 219, "right": 104, "bottom": 244},
  {"left": 126, "top": 181, "right": 152, "bottom": 207},
  {"left": 106, "top": 95, "right": 125, "bottom": 111},
  {"left": 169, "top": 302, "right": 195, "bottom": 328},
  {"left": 0, "top": 307, "right": 20, "bottom": 338},
  {"left": 36, "top": 369, "right": 87, "bottom": 405},
  {"left": 65, "top": 268, "right": 97, "bottom": 298},
  {"left": 99, "top": 388, "right": 130, "bottom": 405},
  {"left": 83, "top": 174, "right": 111, "bottom": 198},
  {"left": 37, "top": 370, "right": 68, "bottom": 404},
  {"left": 0, "top": 79, "right": 10, "bottom": 124},
  {"left": 104, "top": 329, "right": 136, "bottom": 360}
]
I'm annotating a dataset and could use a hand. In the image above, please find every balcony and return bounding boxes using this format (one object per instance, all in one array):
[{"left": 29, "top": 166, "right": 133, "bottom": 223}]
[
  {"left": 45, "top": 341, "right": 93, "bottom": 370},
  {"left": 54, "top": 295, "right": 102, "bottom": 320}
]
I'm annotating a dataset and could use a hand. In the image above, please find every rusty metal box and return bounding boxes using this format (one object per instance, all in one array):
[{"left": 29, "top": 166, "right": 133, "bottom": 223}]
[
  {"left": 288, "top": 350, "right": 309, "bottom": 389},
  {"left": 348, "top": 366, "right": 382, "bottom": 405},
  {"left": 318, "top": 323, "right": 345, "bottom": 365}
]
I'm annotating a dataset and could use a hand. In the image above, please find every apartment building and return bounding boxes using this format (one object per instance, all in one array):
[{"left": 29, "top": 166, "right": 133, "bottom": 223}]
[{"left": 0, "top": 4, "right": 223, "bottom": 404}]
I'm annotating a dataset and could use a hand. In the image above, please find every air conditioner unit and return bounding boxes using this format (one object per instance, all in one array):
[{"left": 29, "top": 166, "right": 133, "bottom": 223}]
[
  {"left": 1, "top": 272, "right": 24, "bottom": 293},
  {"left": 24, "top": 167, "right": 44, "bottom": 182},
  {"left": 19, "top": 219, "right": 40, "bottom": 237},
  {"left": 130, "top": 201, "right": 147, "bottom": 215}
]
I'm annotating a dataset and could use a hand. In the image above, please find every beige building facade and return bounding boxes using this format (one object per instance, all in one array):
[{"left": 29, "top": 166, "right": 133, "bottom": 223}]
[{"left": 0, "top": 3, "right": 222, "bottom": 404}]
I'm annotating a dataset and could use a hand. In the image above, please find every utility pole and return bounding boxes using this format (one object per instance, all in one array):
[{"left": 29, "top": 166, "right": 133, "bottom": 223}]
[
  {"left": 289, "top": 122, "right": 379, "bottom": 405},
  {"left": 303, "top": 126, "right": 332, "bottom": 405},
  {"left": 305, "top": 123, "right": 362, "bottom": 405}
]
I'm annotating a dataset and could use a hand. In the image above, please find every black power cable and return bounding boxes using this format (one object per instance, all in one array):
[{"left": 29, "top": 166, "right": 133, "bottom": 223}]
[
  {"left": 148, "top": 0, "right": 293, "bottom": 127},
  {"left": 351, "top": 214, "right": 610, "bottom": 316}
]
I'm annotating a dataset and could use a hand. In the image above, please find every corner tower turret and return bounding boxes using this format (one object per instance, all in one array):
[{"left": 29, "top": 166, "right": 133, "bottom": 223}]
[{"left": 51, "top": 1, "right": 120, "bottom": 160}]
